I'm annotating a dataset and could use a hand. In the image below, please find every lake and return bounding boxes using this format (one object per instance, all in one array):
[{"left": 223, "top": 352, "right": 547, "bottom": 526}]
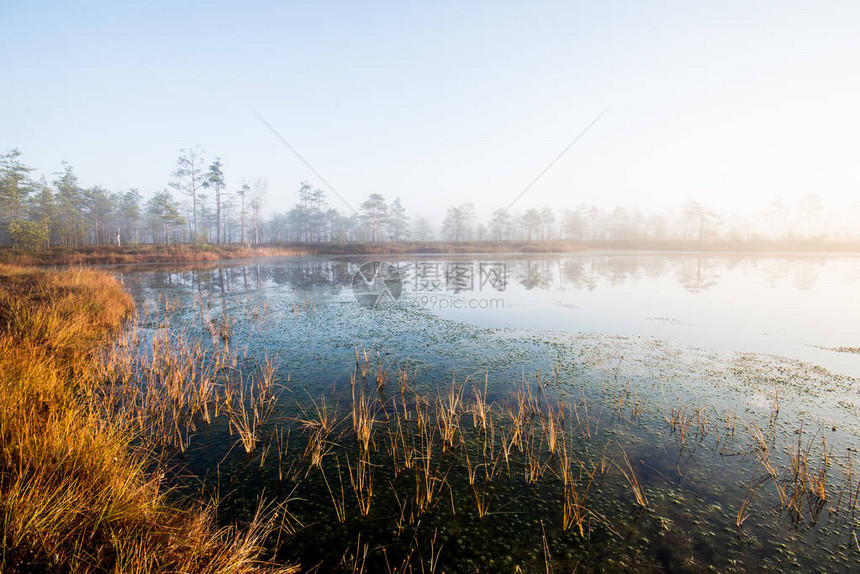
[{"left": 114, "top": 252, "right": 860, "bottom": 572}]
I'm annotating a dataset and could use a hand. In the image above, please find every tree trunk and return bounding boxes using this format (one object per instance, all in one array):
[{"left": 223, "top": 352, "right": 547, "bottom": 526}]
[{"left": 216, "top": 184, "right": 221, "bottom": 244}]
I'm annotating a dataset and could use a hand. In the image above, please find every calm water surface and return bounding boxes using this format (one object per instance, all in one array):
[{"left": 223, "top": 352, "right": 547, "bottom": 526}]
[
  {"left": 114, "top": 252, "right": 860, "bottom": 573},
  {"left": 121, "top": 252, "right": 860, "bottom": 378},
  {"left": 425, "top": 254, "right": 860, "bottom": 378}
]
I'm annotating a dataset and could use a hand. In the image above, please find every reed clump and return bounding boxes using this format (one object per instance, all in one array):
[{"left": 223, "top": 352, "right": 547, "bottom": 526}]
[
  {"left": 273, "top": 374, "right": 634, "bottom": 549},
  {"left": 0, "top": 265, "right": 295, "bottom": 573}
]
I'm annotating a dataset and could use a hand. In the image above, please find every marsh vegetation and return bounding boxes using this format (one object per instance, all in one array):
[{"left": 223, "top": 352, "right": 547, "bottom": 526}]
[
  {"left": 0, "top": 264, "right": 297, "bottom": 573},
  {"left": 3, "top": 253, "right": 860, "bottom": 572}
]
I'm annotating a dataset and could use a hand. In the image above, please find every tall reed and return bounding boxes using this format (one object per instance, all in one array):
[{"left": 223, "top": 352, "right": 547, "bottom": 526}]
[{"left": 0, "top": 264, "right": 296, "bottom": 573}]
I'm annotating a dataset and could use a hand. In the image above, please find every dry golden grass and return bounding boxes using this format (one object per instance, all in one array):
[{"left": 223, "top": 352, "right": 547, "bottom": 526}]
[
  {"left": 0, "top": 265, "right": 296, "bottom": 573},
  {"left": 0, "top": 244, "right": 308, "bottom": 266},
  {"left": 616, "top": 444, "right": 649, "bottom": 509}
]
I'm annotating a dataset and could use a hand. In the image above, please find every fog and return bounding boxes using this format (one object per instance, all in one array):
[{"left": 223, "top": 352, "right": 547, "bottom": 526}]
[{"left": 2, "top": 2, "right": 859, "bottom": 242}]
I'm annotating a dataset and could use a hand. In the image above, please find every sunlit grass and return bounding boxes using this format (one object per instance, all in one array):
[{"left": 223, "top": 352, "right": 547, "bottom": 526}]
[
  {"left": 7, "top": 260, "right": 860, "bottom": 571},
  {"left": 0, "top": 265, "right": 296, "bottom": 573},
  {"left": 0, "top": 244, "right": 308, "bottom": 266}
]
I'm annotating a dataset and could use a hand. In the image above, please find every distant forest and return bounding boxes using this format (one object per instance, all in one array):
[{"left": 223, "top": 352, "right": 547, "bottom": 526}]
[{"left": 0, "top": 147, "right": 849, "bottom": 249}]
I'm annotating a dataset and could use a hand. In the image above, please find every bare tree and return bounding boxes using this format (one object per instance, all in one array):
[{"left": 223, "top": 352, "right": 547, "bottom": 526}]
[
  {"left": 203, "top": 157, "right": 225, "bottom": 244},
  {"left": 521, "top": 209, "right": 541, "bottom": 241},
  {"left": 412, "top": 216, "right": 434, "bottom": 241},
  {"left": 682, "top": 200, "right": 718, "bottom": 242},
  {"left": 562, "top": 209, "right": 585, "bottom": 240},
  {"left": 388, "top": 197, "right": 409, "bottom": 241},
  {"left": 489, "top": 208, "right": 511, "bottom": 241},
  {"left": 237, "top": 181, "right": 250, "bottom": 245},
  {"left": 797, "top": 193, "right": 823, "bottom": 237},
  {"left": 442, "top": 203, "right": 474, "bottom": 241},
  {"left": 170, "top": 146, "right": 205, "bottom": 242},
  {"left": 360, "top": 193, "right": 389, "bottom": 242},
  {"left": 251, "top": 177, "right": 268, "bottom": 245}
]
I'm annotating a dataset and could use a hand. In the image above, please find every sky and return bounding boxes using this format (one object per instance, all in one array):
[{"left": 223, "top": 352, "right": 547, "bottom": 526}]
[{"left": 2, "top": 0, "right": 859, "bottom": 226}]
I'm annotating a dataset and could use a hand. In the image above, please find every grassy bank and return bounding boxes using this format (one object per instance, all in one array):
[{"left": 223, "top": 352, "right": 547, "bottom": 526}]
[
  {"left": 311, "top": 238, "right": 860, "bottom": 255},
  {"left": 304, "top": 240, "right": 590, "bottom": 255},
  {"left": 0, "top": 242, "right": 578, "bottom": 266},
  {"left": 0, "top": 245, "right": 307, "bottom": 266},
  {"left": 3, "top": 238, "right": 859, "bottom": 268},
  {"left": 0, "top": 265, "right": 294, "bottom": 573}
]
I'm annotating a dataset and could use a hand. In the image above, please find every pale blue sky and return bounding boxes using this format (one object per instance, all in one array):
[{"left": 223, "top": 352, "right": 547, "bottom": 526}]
[{"left": 2, "top": 1, "right": 858, "bottom": 224}]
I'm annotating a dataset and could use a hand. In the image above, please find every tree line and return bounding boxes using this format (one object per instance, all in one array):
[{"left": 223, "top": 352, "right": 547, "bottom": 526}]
[
  {"left": 0, "top": 147, "right": 843, "bottom": 249},
  {"left": 0, "top": 147, "right": 269, "bottom": 249}
]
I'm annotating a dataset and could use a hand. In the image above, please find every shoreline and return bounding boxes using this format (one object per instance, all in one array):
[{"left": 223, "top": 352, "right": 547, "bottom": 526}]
[{"left": 1, "top": 239, "right": 859, "bottom": 267}]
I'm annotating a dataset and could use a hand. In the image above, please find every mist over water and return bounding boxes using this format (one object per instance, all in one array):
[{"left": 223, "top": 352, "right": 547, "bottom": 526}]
[
  {"left": 112, "top": 251, "right": 860, "bottom": 572},
  {"left": 6, "top": 2, "right": 860, "bottom": 571},
  {"left": 126, "top": 252, "right": 860, "bottom": 378},
  {"left": 427, "top": 254, "right": 860, "bottom": 378}
]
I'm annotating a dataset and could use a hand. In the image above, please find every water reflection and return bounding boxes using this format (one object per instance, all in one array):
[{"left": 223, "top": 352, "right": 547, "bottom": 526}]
[
  {"left": 118, "top": 253, "right": 844, "bottom": 296},
  {"left": 108, "top": 253, "right": 860, "bottom": 572},
  {"left": 674, "top": 258, "right": 720, "bottom": 292},
  {"left": 116, "top": 253, "right": 860, "bottom": 378}
]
